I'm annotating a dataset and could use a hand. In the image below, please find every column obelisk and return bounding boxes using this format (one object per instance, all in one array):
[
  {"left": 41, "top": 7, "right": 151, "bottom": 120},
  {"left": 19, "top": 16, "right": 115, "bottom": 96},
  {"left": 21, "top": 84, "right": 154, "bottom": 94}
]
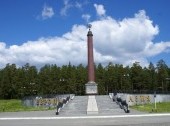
[{"left": 85, "top": 24, "right": 98, "bottom": 95}]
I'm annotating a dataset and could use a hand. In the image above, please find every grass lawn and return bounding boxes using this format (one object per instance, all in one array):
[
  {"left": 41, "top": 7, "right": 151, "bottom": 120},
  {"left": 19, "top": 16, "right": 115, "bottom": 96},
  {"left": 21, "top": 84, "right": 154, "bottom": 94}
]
[
  {"left": 131, "top": 102, "right": 170, "bottom": 113},
  {"left": 0, "top": 99, "right": 54, "bottom": 112}
]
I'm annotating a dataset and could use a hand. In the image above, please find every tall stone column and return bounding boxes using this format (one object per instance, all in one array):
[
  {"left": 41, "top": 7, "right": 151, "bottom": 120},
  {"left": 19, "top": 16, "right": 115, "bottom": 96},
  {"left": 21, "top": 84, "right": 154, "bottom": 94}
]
[
  {"left": 85, "top": 24, "right": 98, "bottom": 95},
  {"left": 87, "top": 28, "right": 95, "bottom": 82}
]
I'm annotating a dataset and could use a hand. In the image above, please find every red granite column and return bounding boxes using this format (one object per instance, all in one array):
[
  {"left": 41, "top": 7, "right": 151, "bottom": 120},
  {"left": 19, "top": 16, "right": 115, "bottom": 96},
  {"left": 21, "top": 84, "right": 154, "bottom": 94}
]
[
  {"left": 87, "top": 30, "right": 95, "bottom": 82},
  {"left": 85, "top": 24, "right": 98, "bottom": 95}
]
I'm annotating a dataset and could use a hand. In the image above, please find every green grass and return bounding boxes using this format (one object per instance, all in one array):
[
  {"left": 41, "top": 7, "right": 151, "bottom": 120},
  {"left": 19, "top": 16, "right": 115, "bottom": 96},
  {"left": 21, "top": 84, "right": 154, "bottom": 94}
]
[
  {"left": 131, "top": 102, "right": 170, "bottom": 113},
  {"left": 0, "top": 99, "right": 54, "bottom": 112}
]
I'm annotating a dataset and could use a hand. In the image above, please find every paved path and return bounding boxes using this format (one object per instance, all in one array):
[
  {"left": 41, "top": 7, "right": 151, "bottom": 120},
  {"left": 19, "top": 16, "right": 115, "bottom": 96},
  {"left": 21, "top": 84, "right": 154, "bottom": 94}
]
[{"left": 1, "top": 114, "right": 170, "bottom": 126}]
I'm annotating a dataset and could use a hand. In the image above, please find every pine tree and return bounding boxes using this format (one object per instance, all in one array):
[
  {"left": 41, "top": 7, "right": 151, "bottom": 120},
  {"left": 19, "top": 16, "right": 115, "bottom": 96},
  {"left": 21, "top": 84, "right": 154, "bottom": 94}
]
[{"left": 156, "top": 59, "right": 169, "bottom": 93}]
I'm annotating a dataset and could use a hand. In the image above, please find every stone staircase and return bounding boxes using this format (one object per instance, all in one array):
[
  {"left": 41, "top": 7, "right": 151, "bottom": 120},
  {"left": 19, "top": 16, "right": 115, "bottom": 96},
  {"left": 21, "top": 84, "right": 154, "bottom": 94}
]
[
  {"left": 95, "top": 95, "right": 125, "bottom": 115},
  {"left": 58, "top": 95, "right": 143, "bottom": 116},
  {"left": 59, "top": 96, "right": 88, "bottom": 116}
]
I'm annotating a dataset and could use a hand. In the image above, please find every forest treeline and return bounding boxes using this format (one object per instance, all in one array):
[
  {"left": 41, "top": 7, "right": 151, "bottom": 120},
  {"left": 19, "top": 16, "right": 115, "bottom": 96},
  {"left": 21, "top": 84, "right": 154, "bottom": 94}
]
[{"left": 0, "top": 59, "right": 170, "bottom": 99}]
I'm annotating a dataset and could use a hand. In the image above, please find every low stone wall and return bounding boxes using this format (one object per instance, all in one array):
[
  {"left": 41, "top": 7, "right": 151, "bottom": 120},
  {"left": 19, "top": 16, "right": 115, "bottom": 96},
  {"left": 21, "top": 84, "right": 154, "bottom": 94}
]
[
  {"left": 110, "top": 93, "right": 170, "bottom": 106},
  {"left": 126, "top": 94, "right": 153, "bottom": 106},
  {"left": 128, "top": 94, "right": 170, "bottom": 106},
  {"left": 22, "top": 94, "right": 75, "bottom": 108}
]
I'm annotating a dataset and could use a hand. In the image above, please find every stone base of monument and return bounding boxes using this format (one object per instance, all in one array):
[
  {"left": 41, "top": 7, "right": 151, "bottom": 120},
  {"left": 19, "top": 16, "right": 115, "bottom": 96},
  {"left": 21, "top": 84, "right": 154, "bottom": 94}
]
[
  {"left": 85, "top": 82, "right": 98, "bottom": 95},
  {"left": 87, "top": 95, "right": 98, "bottom": 114}
]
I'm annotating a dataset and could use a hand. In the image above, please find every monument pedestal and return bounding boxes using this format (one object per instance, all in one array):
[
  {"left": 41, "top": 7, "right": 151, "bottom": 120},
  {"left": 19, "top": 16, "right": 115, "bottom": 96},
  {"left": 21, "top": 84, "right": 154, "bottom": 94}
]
[{"left": 85, "top": 82, "right": 98, "bottom": 95}]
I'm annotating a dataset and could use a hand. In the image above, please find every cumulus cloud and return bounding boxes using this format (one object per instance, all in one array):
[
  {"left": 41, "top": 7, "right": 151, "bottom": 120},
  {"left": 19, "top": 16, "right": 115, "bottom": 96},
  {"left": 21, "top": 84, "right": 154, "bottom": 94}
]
[
  {"left": 75, "top": 2, "right": 82, "bottom": 9},
  {"left": 60, "top": 0, "right": 87, "bottom": 16},
  {"left": 41, "top": 4, "right": 54, "bottom": 19},
  {"left": 1, "top": 9, "right": 170, "bottom": 68},
  {"left": 94, "top": 3, "right": 106, "bottom": 17},
  {"left": 60, "top": 0, "right": 72, "bottom": 16},
  {"left": 82, "top": 14, "right": 91, "bottom": 23},
  {"left": 90, "top": 10, "right": 160, "bottom": 66}
]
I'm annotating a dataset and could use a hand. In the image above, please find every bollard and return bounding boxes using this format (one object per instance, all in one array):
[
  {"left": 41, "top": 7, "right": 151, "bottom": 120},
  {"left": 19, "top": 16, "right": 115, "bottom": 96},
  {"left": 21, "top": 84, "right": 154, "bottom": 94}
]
[
  {"left": 63, "top": 99, "right": 66, "bottom": 104},
  {"left": 56, "top": 102, "right": 60, "bottom": 115},
  {"left": 121, "top": 100, "right": 130, "bottom": 113},
  {"left": 71, "top": 95, "right": 75, "bottom": 100},
  {"left": 55, "top": 95, "right": 73, "bottom": 115},
  {"left": 66, "top": 96, "right": 70, "bottom": 104},
  {"left": 116, "top": 97, "right": 123, "bottom": 109},
  {"left": 115, "top": 95, "right": 130, "bottom": 113},
  {"left": 56, "top": 102, "right": 63, "bottom": 115}
]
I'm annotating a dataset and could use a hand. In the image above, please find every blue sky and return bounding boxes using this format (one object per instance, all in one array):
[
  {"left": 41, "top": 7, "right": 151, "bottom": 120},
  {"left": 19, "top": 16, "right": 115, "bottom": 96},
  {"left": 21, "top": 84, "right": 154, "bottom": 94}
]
[{"left": 0, "top": 0, "right": 170, "bottom": 68}]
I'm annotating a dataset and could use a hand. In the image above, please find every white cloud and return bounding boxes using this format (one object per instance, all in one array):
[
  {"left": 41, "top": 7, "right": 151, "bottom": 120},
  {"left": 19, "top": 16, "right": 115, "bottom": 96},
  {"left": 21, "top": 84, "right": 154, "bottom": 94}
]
[
  {"left": 60, "top": 0, "right": 87, "bottom": 16},
  {"left": 144, "top": 41, "right": 170, "bottom": 56},
  {"left": 90, "top": 10, "right": 160, "bottom": 66},
  {"left": 94, "top": 4, "right": 106, "bottom": 17},
  {"left": 1, "top": 9, "right": 170, "bottom": 68},
  {"left": 41, "top": 4, "right": 54, "bottom": 19},
  {"left": 75, "top": 2, "right": 82, "bottom": 9},
  {"left": 82, "top": 14, "right": 91, "bottom": 23},
  {"left": 60, "top": 0, "right": 73, "bottom": 16}
]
